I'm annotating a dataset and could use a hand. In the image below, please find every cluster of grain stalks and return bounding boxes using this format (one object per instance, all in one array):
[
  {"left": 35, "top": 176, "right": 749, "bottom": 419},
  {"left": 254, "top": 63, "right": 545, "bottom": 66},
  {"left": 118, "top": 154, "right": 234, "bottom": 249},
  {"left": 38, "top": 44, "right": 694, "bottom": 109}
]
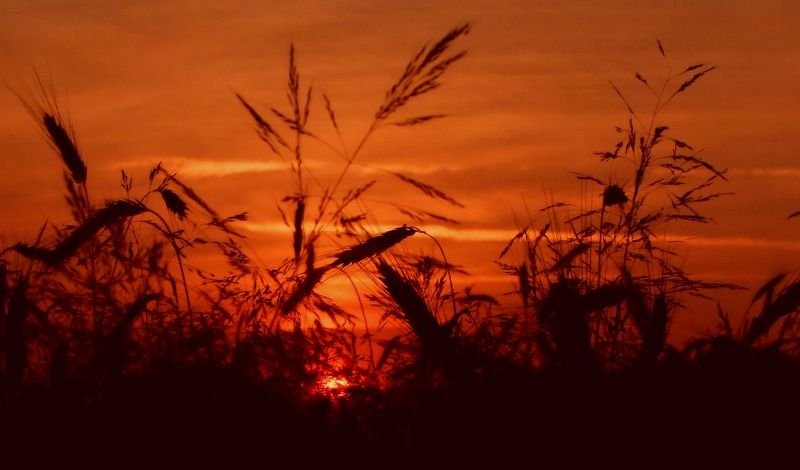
[
  {"left": 2, "top": 26, "right": 800, "bottom": 460},
  {"left": 495, "top": 41, "right": 799, "bottom": 371},
  {"left": 0, "top": 25, "right": 478, "bottom": 398},
  {"left": 232, "top": 24, "right": 477, "bottom": 381}
]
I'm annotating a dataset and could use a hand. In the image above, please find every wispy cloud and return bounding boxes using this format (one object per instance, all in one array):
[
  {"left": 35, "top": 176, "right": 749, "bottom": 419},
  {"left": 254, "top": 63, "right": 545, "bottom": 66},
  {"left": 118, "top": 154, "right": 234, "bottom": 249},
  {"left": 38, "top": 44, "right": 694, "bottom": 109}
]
[
  {"left": 353, "top": 162, "right": 465, "bottom": 176},
  {"left": 675, "top": 236, "right": 800, "bottom": 251},
  {"left": 118, "top": 156, "right": 466, "bottom": 179},
  {"left": 239, "top": 221, "right": 514, "bottom": 242},
  {"left": 239, "top": 221, "right": 800, "bottom": 251},
  {"left": 119, "top": 156, "right": 290, "bottom": 178},
  {"left": 729, "top": 167, "right": 800, "bottom": 177}
]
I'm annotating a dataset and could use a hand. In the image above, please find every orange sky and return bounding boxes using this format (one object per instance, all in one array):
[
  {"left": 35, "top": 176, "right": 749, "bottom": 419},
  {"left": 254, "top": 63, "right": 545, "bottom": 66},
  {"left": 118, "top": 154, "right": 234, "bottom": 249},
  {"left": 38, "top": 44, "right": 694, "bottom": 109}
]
[{"left": 1, "top": 0, "right": 799, "bottom": 335}]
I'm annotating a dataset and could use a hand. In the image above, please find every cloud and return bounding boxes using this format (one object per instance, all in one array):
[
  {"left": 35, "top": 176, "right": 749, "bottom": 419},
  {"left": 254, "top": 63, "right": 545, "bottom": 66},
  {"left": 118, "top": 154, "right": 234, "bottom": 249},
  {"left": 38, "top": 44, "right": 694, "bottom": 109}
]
[
  {"left": 729, "top": 168, "right": 800, "bottom": 177},
  {"left": 118, "top": 155, "right": 466, "bottom": 179},
  {"left": 238, "top": 220, "right": 800, "bottom": 250},
  {"left": 676, "top": 236, "right": 800, "bottom": 251},
  {"left": 353, "top": 162, "right": 465, "bottom": 176},
  {"left": 119, "top": 156, "right": 290, "bottom": 178}
]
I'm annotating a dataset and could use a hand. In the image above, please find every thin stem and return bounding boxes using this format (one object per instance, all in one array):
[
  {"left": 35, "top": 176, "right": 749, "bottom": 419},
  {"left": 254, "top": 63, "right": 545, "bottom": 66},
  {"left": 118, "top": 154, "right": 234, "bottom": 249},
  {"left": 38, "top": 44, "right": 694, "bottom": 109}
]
[
  {"left": 312, "top": 120, "right": 380, "bottom": 236},
  {"left": 146, "top": 209, "right": 192, "bottom": 316},
  {"left": 420, "top": 230, "right": 459, "bottom": 322},
  {"left": 336, "top": 267, "right": 376, "bottom": 373}
]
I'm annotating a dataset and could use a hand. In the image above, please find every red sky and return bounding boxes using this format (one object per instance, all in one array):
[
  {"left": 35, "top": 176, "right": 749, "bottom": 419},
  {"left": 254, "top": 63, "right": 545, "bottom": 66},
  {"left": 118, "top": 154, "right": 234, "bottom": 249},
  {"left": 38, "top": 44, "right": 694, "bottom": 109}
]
[{"left": 1, "top": 0, "right": 799, "bottom": 336}]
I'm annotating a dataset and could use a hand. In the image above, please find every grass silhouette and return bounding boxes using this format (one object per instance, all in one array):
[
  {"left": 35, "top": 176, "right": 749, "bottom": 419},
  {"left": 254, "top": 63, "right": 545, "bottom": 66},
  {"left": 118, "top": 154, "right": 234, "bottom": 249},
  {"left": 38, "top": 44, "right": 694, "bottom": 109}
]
[{"left": 1, "top": 24, "right": 800, "bottom": 465}]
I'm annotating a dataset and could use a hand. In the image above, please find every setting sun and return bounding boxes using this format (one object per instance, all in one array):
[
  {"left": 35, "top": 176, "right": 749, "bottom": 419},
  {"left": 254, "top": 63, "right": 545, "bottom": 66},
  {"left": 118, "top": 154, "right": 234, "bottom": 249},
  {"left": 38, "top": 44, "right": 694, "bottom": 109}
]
[{"left": 319, "top": 376, "right": 350, "bottom": 398}]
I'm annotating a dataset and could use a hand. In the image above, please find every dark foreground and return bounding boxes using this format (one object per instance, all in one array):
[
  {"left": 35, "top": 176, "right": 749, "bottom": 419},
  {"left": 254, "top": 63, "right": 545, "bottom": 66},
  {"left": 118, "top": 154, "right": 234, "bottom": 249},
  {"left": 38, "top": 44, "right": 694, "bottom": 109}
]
[{"left": 3, "top": 345, "right": 799, "bottom": 468}]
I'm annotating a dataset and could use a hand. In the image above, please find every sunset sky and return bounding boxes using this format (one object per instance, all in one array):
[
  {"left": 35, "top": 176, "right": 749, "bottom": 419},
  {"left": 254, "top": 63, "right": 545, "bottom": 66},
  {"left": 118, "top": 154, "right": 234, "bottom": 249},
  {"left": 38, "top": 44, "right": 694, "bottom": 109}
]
[{"left": 1, "top": 0, "right": 798, "bottom": 335}]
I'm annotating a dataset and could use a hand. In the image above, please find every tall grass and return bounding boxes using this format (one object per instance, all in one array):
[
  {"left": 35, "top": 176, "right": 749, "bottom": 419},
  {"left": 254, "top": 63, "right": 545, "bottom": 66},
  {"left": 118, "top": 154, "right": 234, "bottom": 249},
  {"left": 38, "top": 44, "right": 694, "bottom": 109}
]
[
  {"left": 1, "top": 26, "right": 800, "bottom": 461},
  {"left": 493, "top": 42, "right": 752, "bottom": 370}
]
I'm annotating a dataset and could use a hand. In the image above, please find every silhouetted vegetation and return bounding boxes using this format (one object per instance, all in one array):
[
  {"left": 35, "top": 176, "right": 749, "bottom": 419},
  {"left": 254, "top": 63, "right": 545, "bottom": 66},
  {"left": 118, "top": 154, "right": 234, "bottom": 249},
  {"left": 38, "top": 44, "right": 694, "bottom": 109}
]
[{"left": 2, "top": 25, "right": 799, "bottom": 464}]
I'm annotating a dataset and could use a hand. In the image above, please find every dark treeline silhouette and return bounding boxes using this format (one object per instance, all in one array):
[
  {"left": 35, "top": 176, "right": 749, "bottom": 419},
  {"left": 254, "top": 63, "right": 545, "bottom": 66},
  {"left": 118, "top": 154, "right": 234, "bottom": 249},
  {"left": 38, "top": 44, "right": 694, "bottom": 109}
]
[{"left": 2, "top": 25, "right": 800, "bottom": 465}]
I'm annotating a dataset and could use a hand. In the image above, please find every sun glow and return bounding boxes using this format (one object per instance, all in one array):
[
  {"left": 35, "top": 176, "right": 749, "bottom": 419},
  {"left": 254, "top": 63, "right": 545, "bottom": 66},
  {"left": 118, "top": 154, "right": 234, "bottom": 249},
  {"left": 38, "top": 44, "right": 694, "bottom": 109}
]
[
  {"left": 317, "top": 375, "right": 350, "bottom": 399},
  {"left": 324, "top": 376, "right": 349, "bottom": 390}
]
